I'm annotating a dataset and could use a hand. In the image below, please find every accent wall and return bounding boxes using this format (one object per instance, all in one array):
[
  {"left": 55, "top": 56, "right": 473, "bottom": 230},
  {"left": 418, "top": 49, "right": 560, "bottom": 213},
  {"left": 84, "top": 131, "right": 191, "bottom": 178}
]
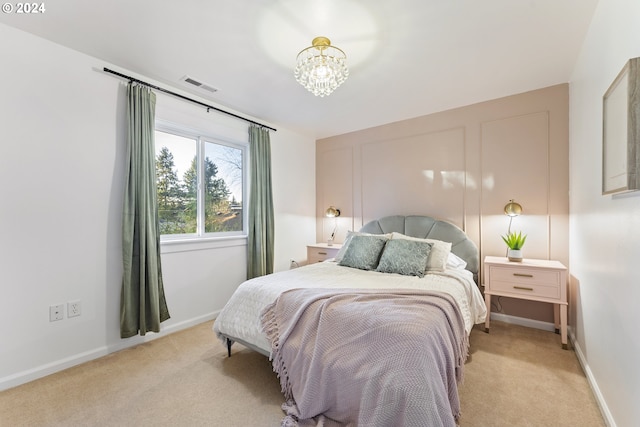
[{"left": 316, "top": 84, "right": 570, "bottom": 325}]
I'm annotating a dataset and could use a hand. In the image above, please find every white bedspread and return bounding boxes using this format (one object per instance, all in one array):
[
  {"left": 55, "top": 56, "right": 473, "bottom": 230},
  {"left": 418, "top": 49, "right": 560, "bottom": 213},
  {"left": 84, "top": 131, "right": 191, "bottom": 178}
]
[{"left": 213, "top": 261, "right": 486, "bottom": 355}]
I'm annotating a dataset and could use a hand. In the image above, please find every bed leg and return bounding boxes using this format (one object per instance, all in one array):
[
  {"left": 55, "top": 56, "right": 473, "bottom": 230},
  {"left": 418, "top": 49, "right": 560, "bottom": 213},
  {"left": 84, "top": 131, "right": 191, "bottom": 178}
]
[{"left": 226, "top": 338, "right": 233, "bottom": 357}]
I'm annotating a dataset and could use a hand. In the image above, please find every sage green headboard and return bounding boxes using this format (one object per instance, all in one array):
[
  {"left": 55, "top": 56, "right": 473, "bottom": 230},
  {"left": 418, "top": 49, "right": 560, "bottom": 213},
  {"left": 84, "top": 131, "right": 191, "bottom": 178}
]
[{"left": 360, "top": 215, "right": 479, "bottom": 282}]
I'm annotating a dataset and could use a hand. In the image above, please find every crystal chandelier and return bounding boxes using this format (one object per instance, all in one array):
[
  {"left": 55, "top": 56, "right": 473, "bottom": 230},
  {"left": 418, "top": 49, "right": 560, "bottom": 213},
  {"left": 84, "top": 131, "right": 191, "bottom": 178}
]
[{"left": 294, "top": 36, "right": 349, "bottom": 97}]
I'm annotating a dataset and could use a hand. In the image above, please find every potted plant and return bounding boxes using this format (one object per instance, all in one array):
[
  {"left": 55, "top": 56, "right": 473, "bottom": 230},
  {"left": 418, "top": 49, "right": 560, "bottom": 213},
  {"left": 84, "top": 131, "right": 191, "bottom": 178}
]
[{"left": 502, "top": 231, "right": 527, "bottom": 262}]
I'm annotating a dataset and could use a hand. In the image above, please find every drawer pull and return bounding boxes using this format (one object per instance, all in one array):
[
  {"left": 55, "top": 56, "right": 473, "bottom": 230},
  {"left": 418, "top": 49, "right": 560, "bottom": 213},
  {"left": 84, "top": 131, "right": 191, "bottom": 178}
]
[
  {"left": 513, "top": 286, "right": 534, "bottom": 291},
  {"left": 318, "top": 252, "right": 327, "bottom": 255},
  {"left": 513, "top": 273, "right": 533, "bottom": 278}
]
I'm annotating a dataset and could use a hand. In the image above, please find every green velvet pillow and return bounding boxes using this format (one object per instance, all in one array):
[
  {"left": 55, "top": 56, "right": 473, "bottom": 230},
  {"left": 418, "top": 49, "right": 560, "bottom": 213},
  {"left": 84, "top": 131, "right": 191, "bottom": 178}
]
[
  {"left": 390, "top": 232, "right": 451, "bottom": 272},
  {"left": 334, "top": 231, "right": 391, "bottom": 263},
  {"left": 376, "top": 238, "right": 433, "bottom": 277},
  {"left": 338, "top": 235, "right": 388, "bottom": 271}
]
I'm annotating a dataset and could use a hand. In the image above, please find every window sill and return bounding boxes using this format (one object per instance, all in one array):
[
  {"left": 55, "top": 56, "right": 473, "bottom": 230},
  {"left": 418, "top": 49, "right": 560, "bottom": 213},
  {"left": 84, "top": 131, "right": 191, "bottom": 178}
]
[{"left": 160, "top": 235, "right": 247, "bottom": 254}]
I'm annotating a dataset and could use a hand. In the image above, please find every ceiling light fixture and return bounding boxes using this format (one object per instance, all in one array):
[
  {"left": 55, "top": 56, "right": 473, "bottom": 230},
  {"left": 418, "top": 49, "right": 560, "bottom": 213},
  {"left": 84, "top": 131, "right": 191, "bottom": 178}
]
[{"left": 294, "top": 36, "right": 349, "bottom": 97}]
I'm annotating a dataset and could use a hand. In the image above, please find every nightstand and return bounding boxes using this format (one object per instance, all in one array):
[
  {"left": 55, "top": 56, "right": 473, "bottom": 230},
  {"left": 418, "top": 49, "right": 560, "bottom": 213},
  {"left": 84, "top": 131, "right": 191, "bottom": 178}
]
[
  {"left": 307, "top": 243, "right": 342, "bottom": 264},
  {"left": 484, "top": 256, "right": 568, "bottom": 349}
]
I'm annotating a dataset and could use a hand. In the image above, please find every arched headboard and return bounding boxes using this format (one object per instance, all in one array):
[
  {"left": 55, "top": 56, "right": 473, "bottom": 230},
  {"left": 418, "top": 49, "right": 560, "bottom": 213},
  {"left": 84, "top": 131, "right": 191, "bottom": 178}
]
[{"left": 360, "top": 215, "right": 479, "bottom": 282}]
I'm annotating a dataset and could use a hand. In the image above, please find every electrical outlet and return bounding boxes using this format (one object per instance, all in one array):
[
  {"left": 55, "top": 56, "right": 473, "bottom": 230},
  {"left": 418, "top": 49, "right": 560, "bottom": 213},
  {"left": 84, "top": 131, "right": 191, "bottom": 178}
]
[
  {"left": 290, "top": 259, "right": 299, "bottom": 269},
  {"left": 68, "top": 300, "right": 81, "bottom": 318},
  {"left": 49, "top": 304, "right": 64, "bottom": 322}
]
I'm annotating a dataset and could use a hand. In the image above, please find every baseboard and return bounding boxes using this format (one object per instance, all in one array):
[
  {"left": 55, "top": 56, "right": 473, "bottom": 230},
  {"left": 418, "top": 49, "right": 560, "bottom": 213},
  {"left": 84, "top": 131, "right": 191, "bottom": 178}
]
[
  {"left": 0, "top": 311, "right": 219, "bottom": 392},
  {"left": 568, "top": 328, "right": 616, "bottom": 427},
  {"left": 104, "top": 311, "right": 218, "bottom": 354},
  {"left": 0, "top": 344, "right": 114, "bottom": 392},
  {"left": 489, "top": 312, "right": 556, "bottom": 331}
]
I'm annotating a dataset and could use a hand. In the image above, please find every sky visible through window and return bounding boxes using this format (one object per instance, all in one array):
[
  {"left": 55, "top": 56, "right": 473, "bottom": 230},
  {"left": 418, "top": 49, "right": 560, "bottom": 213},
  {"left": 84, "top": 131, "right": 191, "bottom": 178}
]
[{"left": 155, "top": 131, "right": 242, "bottom": 202}]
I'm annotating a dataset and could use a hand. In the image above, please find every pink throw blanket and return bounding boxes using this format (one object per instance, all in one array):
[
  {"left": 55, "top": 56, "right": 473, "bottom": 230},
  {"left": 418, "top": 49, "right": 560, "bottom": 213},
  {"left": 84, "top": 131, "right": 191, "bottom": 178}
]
[{"left": 261, "top": 288, "right": 469, "bottom": 427}]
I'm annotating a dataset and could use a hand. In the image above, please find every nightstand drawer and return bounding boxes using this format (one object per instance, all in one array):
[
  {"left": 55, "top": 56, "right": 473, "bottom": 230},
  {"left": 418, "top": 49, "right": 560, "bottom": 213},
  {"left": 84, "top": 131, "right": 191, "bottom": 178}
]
[
  {"left": 307, "top": 244, "right": 341, "bottom": 264},
  {"left": 489, "top": 267, "right": 561, "bottom": 287},
  {"left": 308, "top": 252, "right": 330, "bottom": 264},
  {"left": 490, "top": 278, "right": 560, "bottom": 299}
]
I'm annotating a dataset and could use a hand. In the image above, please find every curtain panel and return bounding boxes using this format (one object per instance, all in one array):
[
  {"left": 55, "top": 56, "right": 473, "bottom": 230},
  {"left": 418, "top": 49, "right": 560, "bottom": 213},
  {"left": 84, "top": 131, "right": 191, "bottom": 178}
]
[
  {"left": 121, "top": 83, "right": 170, "bottom": 338},
  {"left": 247, "top": 125, "right": 275, "bottom": 279}
]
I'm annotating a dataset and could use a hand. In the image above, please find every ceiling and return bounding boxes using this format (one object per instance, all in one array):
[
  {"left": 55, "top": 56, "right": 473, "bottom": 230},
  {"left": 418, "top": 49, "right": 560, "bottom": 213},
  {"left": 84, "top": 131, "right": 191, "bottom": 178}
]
[{"left": 0, "top": 0, "right": 599, "bottom": 139}]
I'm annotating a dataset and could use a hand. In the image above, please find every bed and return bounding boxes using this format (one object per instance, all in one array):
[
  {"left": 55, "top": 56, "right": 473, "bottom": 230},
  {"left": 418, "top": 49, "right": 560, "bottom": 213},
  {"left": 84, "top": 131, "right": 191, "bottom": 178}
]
[{"left": 213, "top": 215, "right": 486, "bottom": 426}]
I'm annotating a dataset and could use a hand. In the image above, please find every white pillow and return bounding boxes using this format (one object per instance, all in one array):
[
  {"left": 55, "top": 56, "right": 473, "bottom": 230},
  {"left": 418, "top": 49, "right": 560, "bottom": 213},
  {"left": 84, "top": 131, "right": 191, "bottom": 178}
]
[
  {"left": 390, "top": 232, "right": 451, "bottom": 272},
  {"left": 334, "top": 231, "right": 392, "bottom": 263},
  {"left": 446, "top": 252, "right": 467, "bottom": 270}
]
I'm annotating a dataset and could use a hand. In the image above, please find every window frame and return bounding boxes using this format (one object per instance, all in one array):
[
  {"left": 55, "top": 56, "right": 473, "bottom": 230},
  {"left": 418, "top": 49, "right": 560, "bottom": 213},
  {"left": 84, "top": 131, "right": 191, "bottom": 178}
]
[{"left": 155, "top": 120, "right": 248, "bottom": 243}]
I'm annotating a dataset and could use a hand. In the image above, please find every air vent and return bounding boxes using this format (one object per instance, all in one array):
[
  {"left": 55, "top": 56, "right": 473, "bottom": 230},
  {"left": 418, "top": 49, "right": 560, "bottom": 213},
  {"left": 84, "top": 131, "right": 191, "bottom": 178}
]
[{"left": 180, "top": 75, "right": 218, "bottom": 94}]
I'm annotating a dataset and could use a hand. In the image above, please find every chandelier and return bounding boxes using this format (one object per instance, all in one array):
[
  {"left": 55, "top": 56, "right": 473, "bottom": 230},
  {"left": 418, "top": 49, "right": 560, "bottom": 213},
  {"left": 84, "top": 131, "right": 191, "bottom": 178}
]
[{"left": 294, "top": 36, "right": 349, "bottom": 97}]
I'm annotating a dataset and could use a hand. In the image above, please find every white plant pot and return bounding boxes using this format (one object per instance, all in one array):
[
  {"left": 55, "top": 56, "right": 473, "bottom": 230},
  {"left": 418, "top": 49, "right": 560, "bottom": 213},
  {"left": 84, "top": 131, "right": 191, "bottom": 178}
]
[{"left": 507, "top": 249, "right": 523, "bottom": 262}]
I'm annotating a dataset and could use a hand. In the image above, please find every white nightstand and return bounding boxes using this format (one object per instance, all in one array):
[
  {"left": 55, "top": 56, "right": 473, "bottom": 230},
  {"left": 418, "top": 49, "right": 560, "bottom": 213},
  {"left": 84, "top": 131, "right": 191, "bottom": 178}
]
[
  {"left": 307, "top": 243, "right": 342, "bottom": 264},
  {"left": 484, "top": 255, "right": 568, "bottom": 349}
]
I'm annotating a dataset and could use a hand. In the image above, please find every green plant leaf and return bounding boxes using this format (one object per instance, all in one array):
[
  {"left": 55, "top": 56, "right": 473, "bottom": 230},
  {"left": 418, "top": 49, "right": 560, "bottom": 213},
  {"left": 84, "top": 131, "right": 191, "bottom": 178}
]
[{"left": 501, "top": 231, "right": 527, "bottom": 250}]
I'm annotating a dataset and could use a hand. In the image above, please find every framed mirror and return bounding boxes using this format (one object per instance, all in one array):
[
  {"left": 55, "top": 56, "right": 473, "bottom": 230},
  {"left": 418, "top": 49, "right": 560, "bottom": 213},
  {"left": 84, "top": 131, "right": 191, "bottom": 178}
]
[{"left": 602, "top": 57, "right": 640, "bottom": 195}]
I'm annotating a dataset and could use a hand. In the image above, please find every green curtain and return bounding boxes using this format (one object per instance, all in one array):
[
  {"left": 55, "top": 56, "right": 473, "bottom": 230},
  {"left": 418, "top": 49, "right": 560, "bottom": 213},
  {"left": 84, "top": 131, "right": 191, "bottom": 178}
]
[
  {"left": 247, "top": 125, "right": 275, "bottom": 279},
  {"left": 121, "top": 83, "right": 170, "bottom": 338}
]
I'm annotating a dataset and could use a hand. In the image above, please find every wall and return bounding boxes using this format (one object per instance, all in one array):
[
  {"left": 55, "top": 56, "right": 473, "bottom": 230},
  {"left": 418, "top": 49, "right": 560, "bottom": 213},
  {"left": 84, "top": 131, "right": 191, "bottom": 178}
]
[
  {"left": 569, "top": 0, "right": 640, "bottom": 425},
  {"left": 0, "top": 23, "right": 316, "bottom": 390},
  {"left": 317, "top": 85, "right": 569, "bottom": 324}
]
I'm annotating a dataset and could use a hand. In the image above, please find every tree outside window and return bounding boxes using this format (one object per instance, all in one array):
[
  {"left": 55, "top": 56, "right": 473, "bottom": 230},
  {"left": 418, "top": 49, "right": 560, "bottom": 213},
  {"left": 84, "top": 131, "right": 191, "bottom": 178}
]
[{"left": 155, "top": 127, "right": 245, "bottom": 238}]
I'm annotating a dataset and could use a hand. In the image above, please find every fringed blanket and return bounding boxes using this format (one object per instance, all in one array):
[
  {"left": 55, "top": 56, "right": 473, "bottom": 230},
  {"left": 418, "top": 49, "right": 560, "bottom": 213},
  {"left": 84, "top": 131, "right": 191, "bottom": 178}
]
[{"left": 260, "top": 288, "right": 469, "bottom": 427}]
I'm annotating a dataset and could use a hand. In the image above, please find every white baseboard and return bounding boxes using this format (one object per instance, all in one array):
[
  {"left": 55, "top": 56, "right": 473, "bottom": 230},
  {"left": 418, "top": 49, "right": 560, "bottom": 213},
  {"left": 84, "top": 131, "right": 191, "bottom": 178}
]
[
  {"left": 0, "top": 311, "right": 219, "bottom": 392},
  {"left": 104, "top": 311, "right": 218, "bottom": 354},
  {"left": 568, "top": 328, "right": 616, "bottom": 427},
  {"left": 489, "top": 312, "right": 556, "bottom": 331},
  {"left": 0, "top": 345, "right": 113, "bottom": 392}
]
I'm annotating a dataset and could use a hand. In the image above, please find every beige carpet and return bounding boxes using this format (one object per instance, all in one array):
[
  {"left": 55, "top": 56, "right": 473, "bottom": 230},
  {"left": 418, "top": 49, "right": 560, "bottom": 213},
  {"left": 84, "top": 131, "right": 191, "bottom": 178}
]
[{"left": 0, "top": 320, "right": 605, "bottom": 427}]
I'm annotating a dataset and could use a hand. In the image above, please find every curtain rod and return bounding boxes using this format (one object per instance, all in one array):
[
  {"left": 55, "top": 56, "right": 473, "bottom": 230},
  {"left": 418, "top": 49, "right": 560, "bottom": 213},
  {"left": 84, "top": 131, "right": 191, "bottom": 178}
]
[{"left": 102, "top": 67, "right": 277, "bottom": 132}]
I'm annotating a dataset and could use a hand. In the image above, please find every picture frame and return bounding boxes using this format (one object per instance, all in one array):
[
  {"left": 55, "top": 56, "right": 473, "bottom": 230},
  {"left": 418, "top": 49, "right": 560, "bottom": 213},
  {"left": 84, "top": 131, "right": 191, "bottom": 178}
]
[{"left": 602, "top": 57, "right": 640, "bottom": 195}]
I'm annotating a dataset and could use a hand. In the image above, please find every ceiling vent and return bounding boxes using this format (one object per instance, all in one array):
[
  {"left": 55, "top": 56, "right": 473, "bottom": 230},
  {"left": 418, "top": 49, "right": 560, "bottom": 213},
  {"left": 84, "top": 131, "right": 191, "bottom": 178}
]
[{"left": 180, "top": 75, "right": 218, "bottom": 94}]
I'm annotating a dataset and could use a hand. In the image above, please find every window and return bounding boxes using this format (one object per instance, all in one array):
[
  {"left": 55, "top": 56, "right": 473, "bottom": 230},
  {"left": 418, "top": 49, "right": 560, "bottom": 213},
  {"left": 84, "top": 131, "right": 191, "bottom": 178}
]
[{"left": 154, "top": 123, "right": 246, "bottom": 239}]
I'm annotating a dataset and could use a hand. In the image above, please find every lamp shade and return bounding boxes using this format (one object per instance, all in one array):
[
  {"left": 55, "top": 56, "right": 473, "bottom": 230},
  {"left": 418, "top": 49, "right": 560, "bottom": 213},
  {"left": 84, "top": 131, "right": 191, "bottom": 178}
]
[
  {"left": 325, "top": 206, "right": 341, "bottom": 218},
  {"left": 504, "top": 199, "right": 523, "bottom": 217}
]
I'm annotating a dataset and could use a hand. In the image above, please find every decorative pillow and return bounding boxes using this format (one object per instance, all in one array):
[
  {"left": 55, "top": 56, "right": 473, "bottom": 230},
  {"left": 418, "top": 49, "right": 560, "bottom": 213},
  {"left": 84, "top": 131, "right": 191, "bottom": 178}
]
[
  {"left": 446, "top": 252, "right": 468, "bottom": 270},
  {"left": 376, "top": 239, "right": 433, "bottom": 277},
  {"left": 338, "top": 235, "right": 388, "bottom": 271},
  {"left": 334, "top": 231, "right": 391, "bottom": 263},
  {"left": 390, "top": 232, "right": 452, "bottom": 272}
]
